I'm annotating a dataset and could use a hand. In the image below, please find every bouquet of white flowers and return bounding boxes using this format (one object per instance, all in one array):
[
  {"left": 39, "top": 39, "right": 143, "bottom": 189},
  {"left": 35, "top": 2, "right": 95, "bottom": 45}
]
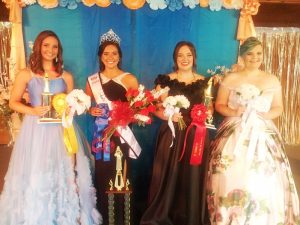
[
  {"left": 163, "top": 95, "right": 190, "bottom": 138},
  {"left": 236, "top": 84, "right": 261, "bottom": 106},
  {"left": 62, "top": 89, "right": 91, "bottom": 128}
]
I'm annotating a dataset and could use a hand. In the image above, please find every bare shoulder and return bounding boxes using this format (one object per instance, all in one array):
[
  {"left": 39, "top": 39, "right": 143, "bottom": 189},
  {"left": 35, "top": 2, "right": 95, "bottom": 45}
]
[
  {"left": 261, "top": 71, "right": 281, "bottom": 87},
  {"left": 124, "top": 73, "right": 139, "bottom": 89},
  {"left": 168, "top": 72, "right": 177, "bottom": 80},
  {"left": 124, "top": 73, "right": 138, "bottom": 81},
  {"left": 62, "top": 71, "right": 73, "bottom": 80},
  {"left": 15, "top": 68, "right": 32, "bottom": 82},
  {"left": 221, "top": 72, "right": 241, "bottom": 86},
  {"left": 194, "top": 73, "right": 205, "bottom": 80}
]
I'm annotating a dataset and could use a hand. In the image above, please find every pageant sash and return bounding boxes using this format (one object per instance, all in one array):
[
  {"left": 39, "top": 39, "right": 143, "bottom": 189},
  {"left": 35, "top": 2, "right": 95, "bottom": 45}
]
[
  {"left": 117, "top": 126, "right": 141, "bottom": 159},
  {"left": 88, "top": 73, "right": 111, "bottom": 160},
  {"left": 88, "top": 73, "right": 141, "bottom": 159},
  {"left": 88, "top": 73, "right": 112, "bottom": 108}
]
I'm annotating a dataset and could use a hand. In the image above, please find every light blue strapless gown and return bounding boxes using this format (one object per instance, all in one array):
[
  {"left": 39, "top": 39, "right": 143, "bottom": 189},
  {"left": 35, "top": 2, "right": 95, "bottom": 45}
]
[{"left": 0, "top": 73, "right": 102, "bottom": 225}]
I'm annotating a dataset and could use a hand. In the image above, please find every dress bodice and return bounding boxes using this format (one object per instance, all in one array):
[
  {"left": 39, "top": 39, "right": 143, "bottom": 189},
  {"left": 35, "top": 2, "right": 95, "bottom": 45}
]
[
  {"left": 99, "top": 73, "right": 128, "bottom": 102},
  {"left": 27, "top": 73, "right": 67, "bottom": 107},
  {"left": 225, "top": 83, "right": 281, "bottom": 113},
  {"left": 155, "top": 74, "right": 208, "bottom": 119}
]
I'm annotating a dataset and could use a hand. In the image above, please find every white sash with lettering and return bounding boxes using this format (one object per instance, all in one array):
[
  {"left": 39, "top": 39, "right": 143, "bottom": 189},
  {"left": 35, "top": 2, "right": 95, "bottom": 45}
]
[{"left": 88, "top": 73, "right": 141, "bottom": 159}]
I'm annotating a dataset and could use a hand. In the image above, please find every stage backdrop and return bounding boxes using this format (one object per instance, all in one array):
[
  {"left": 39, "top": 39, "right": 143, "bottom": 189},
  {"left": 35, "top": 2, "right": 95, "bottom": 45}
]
[
  {"left": 23, "top": 4, "right": 239, "bottom": 89},
  {"left": 22, "top": 5, "right": 240, "bottom": 213}
]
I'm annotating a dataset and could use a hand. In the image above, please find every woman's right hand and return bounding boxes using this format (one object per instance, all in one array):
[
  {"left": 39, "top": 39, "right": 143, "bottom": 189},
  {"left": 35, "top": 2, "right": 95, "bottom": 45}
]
[
  {"left": 32, "top": 106, "right": 50, "bottom": 116},
  {"left": 89, "top": 106, "right": 104, "bottom": 117},
  {"left": 235, "top": 106, "right": 246, "bottom": 117}
]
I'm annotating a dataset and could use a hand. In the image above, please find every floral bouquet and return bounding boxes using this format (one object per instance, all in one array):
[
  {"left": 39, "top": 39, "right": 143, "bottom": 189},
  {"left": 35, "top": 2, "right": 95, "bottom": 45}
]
[
  {"left": 236, "top": 84, "right": 261, "bottom": 106},
  {"left": 55, "top": 89, "right": 91, "bottom": 128},
  {"left": 207, "top": 65, "right": 230, "bottom": 85},
  {"left": 126, "top": 84, "right": 157, "bottom": 126},
  {"left": 163, "top": 95, "right": 190, "bottom": 139},
  {"left": 52, "top": 89, "right": 91, "bottom": 154},
  {"left": 105, "top": 84, "right": 167, "bottom": 140},
  {"left": 101, "top": 85, "right": 168, "bottom": 159}
]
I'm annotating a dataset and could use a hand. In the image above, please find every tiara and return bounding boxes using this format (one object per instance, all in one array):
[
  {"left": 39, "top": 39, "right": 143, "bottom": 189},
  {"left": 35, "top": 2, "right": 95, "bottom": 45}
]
[{"left": 99, "top": 29, "right": 121, "bottom": 45}]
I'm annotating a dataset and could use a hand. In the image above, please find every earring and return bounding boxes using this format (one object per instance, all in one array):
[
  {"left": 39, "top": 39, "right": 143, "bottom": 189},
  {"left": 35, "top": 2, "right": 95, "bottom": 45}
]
[{"left": 55, "top": 57, "right": 58, "bottom": 63}]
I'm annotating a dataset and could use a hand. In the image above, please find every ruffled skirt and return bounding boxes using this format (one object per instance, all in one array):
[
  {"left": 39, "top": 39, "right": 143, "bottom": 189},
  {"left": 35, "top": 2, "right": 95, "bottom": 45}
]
[{"left": 0, "top": 115, "right": 102, "bottom": 225}]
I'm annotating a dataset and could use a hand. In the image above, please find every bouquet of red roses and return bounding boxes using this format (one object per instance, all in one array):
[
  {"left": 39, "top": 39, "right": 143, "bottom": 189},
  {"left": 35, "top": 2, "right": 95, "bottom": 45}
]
[
  {"left": 105, "top": 84, "right": 167, "bottom": 140},
  {"left": 126, "top": 84, "right": 158, "bottom": 126}
]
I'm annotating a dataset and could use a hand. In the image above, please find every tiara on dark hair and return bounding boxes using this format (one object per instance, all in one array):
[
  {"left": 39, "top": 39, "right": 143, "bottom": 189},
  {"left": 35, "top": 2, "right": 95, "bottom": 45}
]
[{"left": 99, "top": 29, "right": 121, "bottom": 45}]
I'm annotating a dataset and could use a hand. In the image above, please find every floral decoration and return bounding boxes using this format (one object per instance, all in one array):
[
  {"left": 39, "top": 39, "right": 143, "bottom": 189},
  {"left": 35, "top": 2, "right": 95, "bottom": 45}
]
[
  {"left": 62, "top": 89, "right": 91, "bottom": 128},
  {"left": 207, "top": 65, "right": 231, "bottom": 85},
  {"left": 104, "top": 84, "right": 167, "bottom": 139},
  {"left": 235, "top": 84, "right": 261, "bottom": 106},
  {"left": 163, "top": 94, "right": 190, "bottom": 132},
  {"left": 13, "top": 0, "right": 244, "bottom": 11}
]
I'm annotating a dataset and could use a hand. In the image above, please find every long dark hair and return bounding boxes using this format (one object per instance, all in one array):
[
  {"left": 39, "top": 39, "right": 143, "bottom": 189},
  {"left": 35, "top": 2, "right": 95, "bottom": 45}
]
[
  {"left": 98, "top": 41, "right": 122, "bottom": 72},
  {"left": 172, "top": 41, "right": 197, "bottom": 72},
  {"left": 29, "top": 30, "right": 63, "bottom": 75}
]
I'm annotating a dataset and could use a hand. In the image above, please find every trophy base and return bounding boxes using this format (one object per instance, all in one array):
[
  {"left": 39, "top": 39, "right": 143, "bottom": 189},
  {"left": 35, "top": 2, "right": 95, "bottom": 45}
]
[
  {"left": 205, "top": 123, "right": 216, "bottom": 130},
  {"left": 38, "top": 118, "right": 62, "bottom": 124}
]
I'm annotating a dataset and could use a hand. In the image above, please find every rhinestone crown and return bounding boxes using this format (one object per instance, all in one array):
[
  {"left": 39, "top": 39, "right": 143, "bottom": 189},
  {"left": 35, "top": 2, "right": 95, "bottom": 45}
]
[{"left": 99, "top": 29, "right": 121, "bottom": 45}]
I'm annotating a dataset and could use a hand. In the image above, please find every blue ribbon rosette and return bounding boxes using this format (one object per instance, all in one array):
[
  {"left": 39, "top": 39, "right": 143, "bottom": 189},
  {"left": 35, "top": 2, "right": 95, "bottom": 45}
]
[{"left": 91, "top": 103, "right": 111, "bottom": 161}]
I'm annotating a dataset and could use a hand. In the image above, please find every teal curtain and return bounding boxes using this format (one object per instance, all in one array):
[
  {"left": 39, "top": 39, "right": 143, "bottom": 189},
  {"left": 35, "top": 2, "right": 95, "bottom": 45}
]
[{"left": 22, "top": 6, "right": 239, "bottom": 219}]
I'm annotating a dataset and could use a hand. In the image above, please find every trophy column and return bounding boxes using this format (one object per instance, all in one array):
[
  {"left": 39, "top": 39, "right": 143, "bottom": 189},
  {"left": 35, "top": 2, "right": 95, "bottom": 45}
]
[
  {"left": 39, "top": 73, "right": 54, "bottom": 122},
  {"left": 205, "top": 77, "right": 216, "bottom": 130},
  {"left": 106, "top": 146, "right": 132, "bottom": 225}
]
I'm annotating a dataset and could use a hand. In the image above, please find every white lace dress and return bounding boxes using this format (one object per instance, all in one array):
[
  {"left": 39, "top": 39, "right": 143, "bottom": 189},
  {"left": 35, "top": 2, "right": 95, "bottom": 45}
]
[
  {"left": 0, "top": 73, "right": 102, "bottom": 225},
  {"left": 207, "top": 83, "right": 300, "bottom": 225}
]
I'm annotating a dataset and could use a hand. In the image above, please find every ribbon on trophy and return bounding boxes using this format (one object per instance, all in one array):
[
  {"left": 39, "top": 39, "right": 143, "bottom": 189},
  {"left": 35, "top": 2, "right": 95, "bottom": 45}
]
[
  {"left": 179, "top": 104, "right": 207, "bottom": 165},
  {"left": 52, "top": 93, "right": 79, "bottom": 154},
  {"left": 91, "top": 103, "right": 111, "bottom": 161}
]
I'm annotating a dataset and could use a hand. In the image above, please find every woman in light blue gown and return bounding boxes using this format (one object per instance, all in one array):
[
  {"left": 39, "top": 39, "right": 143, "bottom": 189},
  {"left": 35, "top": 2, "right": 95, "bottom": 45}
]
[{"left": 0, "top": 30, "right": 101, "bottom": 225}]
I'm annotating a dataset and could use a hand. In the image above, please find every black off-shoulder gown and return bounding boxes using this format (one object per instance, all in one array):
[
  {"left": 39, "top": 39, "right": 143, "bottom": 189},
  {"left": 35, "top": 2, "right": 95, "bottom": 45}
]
[{"left": 140, "top": 75, "right": 211, "bottom": 225}]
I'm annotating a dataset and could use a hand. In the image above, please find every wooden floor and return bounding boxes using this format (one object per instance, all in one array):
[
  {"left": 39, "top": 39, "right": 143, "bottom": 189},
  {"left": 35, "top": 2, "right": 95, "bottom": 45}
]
[{"left": 1, "top": 144, "right": 300, "bottom": 195}]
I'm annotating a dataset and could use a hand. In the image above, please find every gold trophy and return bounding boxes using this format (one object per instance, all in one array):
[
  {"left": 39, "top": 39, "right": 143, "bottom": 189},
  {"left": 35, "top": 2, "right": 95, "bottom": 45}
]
[
  {"left": 204, "top": 77, "right": 216, "bottom": 130},
  {"left": 38, "top": 73, "right": 60, "bottom": 123}
]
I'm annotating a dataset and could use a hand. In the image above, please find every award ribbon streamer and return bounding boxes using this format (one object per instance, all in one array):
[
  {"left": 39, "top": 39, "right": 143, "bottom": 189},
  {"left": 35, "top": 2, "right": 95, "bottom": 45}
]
[
  {"left": 52, "top": 93, "right": 78, "bottom": 154},
  {"left": 180, "top": 121, "right": 206, "bottom": 165},
  {"left": 179, "top": 104, "right": 207, "bottom": 165},
  {"left": 91, "top": 103, "right": 110, "bottom": 160},
  {"left": 63, "top": 124, "right": 79, "bottom": 154}
]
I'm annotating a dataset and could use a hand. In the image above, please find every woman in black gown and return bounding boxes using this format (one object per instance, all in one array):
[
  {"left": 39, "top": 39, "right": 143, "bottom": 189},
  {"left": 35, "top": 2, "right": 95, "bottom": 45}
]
[
  {"left": 140, "top": 41, "right": 211, "bottom": 225},
  {"left": 85, "top": 29, "right": 139, "bottom": 225}
]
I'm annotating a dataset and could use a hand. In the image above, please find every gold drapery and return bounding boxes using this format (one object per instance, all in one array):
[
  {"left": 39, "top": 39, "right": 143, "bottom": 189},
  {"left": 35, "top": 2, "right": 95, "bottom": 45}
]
[
  {"left": 0, "top": 22, "right": 11, "bottom": 87},
  {"left": 3, "top": 0, "right": 26, "bottom": 81},
  {"left": 256, "top": 27, "right": 300, "bottom": 145},
  {"left": 237, "top": 0, "right": 260, "bottom": 41}
]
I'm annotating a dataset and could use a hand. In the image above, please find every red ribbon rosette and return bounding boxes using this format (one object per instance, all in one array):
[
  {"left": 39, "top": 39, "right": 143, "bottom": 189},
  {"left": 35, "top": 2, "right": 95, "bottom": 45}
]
[{"left": 179, "top": 104, "right": 207, "bottom": 165}]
